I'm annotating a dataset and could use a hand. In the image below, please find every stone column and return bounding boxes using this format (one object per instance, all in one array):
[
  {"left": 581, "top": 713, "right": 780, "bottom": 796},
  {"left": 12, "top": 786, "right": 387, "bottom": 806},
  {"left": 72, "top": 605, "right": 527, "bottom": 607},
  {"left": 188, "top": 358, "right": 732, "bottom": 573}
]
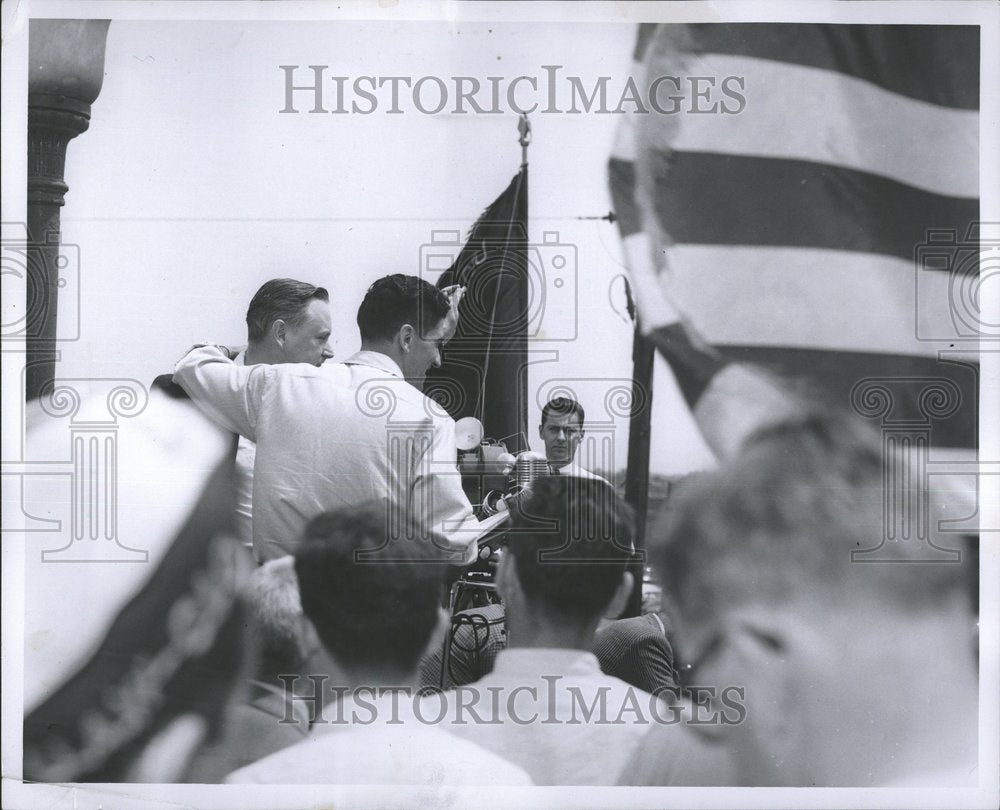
[{"left": 26, "top": 19, "right": 111, "bottom": 401}]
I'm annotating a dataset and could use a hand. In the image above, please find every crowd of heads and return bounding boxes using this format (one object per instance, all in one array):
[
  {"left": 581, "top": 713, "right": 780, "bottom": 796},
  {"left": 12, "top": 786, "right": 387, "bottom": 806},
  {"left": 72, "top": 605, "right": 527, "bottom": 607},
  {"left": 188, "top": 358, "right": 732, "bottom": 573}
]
[{"left": 241, "top": 392, "right": 978, "bottom": 787}]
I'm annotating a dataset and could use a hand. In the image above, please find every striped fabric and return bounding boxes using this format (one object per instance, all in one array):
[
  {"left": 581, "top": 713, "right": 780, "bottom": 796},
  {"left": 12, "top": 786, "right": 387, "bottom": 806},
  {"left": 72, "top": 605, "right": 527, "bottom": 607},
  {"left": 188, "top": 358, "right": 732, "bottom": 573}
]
[
  {"left": 610, "top": 23, "right": 980, "bottom": 453},
  {"left": 591, "top": 613, "right": 679, "bottom": 694}
]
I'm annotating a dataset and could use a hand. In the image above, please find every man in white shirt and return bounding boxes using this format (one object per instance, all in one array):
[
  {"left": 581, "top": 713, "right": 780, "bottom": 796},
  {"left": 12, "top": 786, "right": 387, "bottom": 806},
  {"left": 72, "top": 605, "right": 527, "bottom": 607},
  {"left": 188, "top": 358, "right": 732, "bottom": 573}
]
[
  {"left": 232, "top": 279, "right": 334, "bottom": 547},
  {"left": 538, "top": 396, "right": 609, "bottom": 483},
  {"left": 225, "top": 503, "right": 531, "bottom": 786},
  {"left": 174, "top": 274, "right": 479, "bottom": 563},
  {"left": 152, "top": 278, "right": 333, "bottom": 551}
]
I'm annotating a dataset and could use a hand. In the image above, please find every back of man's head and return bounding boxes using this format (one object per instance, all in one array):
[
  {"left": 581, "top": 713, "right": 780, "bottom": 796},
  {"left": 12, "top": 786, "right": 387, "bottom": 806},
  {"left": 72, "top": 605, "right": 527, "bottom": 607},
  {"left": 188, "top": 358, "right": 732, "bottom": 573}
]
[
  {"left": 246, "top": 278, "right": 329, "bottom": 344},
  {"left": 505, "top": 475, "right": 635, "bottom": 623},
  {"left": 654, "top": 407, "right": 974, "bottom": 631},
  {"left": 294, "top": 504, "right": 446, "bottom": 679},
  {"left": 356, "top": 274, "right": 450, "bottom": 344}
]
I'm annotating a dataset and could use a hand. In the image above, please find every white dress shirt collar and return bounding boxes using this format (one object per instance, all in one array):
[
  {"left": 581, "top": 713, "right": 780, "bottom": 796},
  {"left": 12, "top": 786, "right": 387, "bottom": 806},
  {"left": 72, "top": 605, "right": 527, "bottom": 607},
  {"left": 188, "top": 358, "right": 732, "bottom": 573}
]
[
  {"left": 344, "top": 350, "right": 404, "bottom": 379},
  {"left": 489, "top": 647, "right": 602, "bottom": 680}
]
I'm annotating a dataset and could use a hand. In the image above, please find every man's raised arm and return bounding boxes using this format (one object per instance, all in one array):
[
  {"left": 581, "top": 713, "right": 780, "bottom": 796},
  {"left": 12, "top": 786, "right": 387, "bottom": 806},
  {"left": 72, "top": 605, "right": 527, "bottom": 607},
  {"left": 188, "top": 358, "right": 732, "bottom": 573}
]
[{"left": 173, "top": 344, "right": 265, "bottom": 442}]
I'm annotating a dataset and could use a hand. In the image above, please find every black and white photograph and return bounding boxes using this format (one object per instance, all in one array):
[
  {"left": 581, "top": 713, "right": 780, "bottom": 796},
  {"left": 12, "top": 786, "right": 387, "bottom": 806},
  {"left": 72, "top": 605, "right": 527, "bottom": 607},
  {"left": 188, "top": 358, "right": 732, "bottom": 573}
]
[{"left": 2, "top": 1, "right": 998, "bottom": 808}]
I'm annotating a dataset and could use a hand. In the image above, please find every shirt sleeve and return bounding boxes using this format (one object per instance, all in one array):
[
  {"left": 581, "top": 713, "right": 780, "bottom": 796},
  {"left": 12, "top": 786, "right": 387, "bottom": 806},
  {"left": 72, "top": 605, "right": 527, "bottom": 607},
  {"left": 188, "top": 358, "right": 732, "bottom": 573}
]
[
  {"left": 413, "top": 413, "right": 479, "bottom": 565},
  {"left": 173, "top": 345, "right": 266, "bottom": 442}
]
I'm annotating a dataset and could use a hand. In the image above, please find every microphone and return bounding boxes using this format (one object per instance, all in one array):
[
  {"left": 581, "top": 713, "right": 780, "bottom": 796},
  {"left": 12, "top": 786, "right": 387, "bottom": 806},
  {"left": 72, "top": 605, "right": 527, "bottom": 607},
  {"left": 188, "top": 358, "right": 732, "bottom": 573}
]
[
  {"left": 495, "top": 452, "right": 516, "bottom": 477},
  {"left": 514, "top": 450, "right": 548, "bottom": 491},
  {"left": 481, "top": 451, "right": 547, "bottom": 518}
]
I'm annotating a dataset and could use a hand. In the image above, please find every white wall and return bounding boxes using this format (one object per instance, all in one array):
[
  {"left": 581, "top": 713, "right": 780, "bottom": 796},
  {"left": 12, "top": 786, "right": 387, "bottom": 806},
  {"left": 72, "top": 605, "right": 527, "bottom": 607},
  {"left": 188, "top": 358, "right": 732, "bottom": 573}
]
[{"left": 56, "top": 18, "right": 714, "bottom": 474}]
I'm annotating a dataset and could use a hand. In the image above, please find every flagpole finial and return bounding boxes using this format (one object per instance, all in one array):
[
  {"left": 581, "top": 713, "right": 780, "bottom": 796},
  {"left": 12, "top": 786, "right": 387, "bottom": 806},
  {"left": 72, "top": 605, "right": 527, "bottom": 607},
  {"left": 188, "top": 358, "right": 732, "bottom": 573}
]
[{"left": 518, "top": 114, "right": 531, "bottom": 166}]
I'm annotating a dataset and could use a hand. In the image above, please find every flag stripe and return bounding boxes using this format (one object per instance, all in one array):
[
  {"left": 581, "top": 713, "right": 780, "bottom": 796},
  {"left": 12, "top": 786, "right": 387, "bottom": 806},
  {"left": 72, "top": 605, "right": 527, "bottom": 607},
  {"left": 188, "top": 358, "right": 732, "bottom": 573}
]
[
  {"left": 609, "top": 158, "right": 641, "bottom": 237},
  {"left": 653, "top": 54, "right": 978, "bottom": 198},
  {"left": 649, "top": 151, "right": 978, "bottom": 262},
  {"left": 611, "top": 23, "right": 980, "bottom": 462},
  {"left": 683, "top": 23, "right": 979, "bottom": 110},
  {"left": 660, "top": 244, "right": 968, "bottom": 357},
  {"left": 710, "top": 344, "right": 977, "bottom": 448}
]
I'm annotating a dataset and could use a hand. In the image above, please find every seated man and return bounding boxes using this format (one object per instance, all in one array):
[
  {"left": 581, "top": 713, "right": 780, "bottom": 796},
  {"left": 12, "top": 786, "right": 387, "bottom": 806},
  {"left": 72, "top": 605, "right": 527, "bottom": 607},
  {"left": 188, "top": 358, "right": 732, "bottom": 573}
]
[
  {"left": 537, "top": 396, "right": 609, "bottom": 482},
  {"left": 490, "top": 396, "right": 609, "bottom": 518},
  {"left": 428, "top": 476, "right": 723, "bottom": 785},
  {"left": 225, "top": 504, "right": 531, "bottom": 785},
  {"left": 642, "top": 409, "right": 979, "bottom": 786}
]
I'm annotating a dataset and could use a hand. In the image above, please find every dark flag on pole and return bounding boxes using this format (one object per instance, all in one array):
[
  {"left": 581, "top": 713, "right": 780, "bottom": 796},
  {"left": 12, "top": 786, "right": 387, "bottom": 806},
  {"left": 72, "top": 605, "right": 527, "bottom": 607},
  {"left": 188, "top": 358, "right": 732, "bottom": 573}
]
[{"left": 425, "top": 148, "right": 529, "bottom": 455}]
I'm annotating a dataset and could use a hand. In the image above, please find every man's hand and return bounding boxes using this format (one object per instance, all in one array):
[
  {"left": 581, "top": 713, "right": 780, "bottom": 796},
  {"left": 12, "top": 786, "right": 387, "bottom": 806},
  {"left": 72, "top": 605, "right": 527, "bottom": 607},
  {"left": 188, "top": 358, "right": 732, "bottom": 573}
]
[
  {"left": 440, "top": 284, "right": 466, "bottom": 335},
  {"left": 176, "top": 343, "right": 244, "bottom": 363}
]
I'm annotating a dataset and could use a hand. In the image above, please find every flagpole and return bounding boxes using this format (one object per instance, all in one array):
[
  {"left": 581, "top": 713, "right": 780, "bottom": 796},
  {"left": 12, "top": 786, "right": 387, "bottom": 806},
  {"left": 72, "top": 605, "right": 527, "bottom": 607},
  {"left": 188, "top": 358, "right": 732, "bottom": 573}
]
[
  {"left": 471, "top": 116, "right": 530, "bottom": 452},
  {"left": 623, "top": 329, "right": 654, "bottom": 617}
]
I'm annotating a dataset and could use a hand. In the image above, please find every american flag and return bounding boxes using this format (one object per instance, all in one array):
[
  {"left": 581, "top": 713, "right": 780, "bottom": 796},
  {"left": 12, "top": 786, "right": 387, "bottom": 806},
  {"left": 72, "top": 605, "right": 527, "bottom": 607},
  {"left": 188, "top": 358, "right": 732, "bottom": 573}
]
[{"left": 610, "top": 23, "right": 980, "bottom": 457}]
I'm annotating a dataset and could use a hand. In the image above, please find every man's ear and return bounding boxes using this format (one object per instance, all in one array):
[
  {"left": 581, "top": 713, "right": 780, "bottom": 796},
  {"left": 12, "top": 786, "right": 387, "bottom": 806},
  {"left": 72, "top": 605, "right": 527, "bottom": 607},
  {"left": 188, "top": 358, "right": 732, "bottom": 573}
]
[
  {"left": 603, "top": 571, "right": 634, "bottom": 620},
  {"left": 398, "top": 324, "right": 415, "bottom": 352},
  {"left": 271, "top": 319, "right": 287, "bottom": 348},
  {"left": 538, "top": 423, "right": 545, "bottom": 441}
]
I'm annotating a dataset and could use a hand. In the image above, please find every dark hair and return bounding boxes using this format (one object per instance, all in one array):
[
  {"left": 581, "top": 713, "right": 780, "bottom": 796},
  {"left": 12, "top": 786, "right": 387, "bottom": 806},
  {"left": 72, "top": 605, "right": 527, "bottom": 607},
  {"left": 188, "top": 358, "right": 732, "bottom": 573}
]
[
  {"left": 246, "top": 278, "right": 329, "bottom": 343},
  {"left": 506, "top": 476, "right": 635, "bottom": 622},
  {"left": 652, "top": 407, "right": 976, "bottom": 630},
  {"left": 294, "top": 504, "right": 445, "bottom": 676},
  {"left": 356, "top": 274, "right": 450, "bottom": 343},
  {"left": 541, "top": 396, "right": 585, "bottom": 427}
]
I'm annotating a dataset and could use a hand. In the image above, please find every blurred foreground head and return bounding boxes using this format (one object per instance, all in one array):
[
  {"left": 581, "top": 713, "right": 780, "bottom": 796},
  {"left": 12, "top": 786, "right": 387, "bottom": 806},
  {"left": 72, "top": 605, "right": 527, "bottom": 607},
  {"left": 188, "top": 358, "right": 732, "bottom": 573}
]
[
  {"left": 294, "top": 503, "right": 448, "bottom": 683},
  {"left": 652, "top": 408, "right": 978, "bottom": 786},
  {"left": 501, "top": 476, "right": 636, "bottom": 635}
]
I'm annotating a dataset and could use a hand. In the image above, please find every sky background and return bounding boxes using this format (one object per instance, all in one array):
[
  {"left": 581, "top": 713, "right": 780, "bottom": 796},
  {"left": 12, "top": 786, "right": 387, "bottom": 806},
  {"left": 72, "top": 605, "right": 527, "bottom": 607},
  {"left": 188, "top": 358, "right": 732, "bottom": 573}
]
[{"left": 54, "top": 18, "right": 716, "bottom": 474}]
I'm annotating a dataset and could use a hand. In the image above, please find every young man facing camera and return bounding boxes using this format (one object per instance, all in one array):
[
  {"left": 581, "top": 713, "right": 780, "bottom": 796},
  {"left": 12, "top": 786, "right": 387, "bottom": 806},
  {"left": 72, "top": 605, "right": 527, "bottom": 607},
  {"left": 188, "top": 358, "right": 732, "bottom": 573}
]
[{"left": 538, "top": 396, "right": 608, "bottom": 483}]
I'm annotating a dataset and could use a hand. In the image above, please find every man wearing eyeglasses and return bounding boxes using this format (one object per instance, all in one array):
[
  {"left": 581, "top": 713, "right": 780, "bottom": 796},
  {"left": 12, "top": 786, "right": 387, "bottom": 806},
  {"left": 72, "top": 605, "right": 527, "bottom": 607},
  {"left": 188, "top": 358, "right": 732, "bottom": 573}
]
[{"left": 538, "top": 396, "right": 609, "bottom": 484}]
